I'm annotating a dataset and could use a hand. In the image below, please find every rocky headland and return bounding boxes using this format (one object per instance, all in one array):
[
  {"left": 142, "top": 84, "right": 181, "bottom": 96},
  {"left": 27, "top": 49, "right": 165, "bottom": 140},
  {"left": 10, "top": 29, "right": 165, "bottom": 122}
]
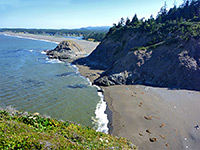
[
  {"left": 76, "top": 31, "right": 200, "bottom": 91},
  {"left": 46, "top": 40, "right": 83, "bottom": 60},
  {"left": 73, "top": 8, "right": 200, "bottom": 91}
]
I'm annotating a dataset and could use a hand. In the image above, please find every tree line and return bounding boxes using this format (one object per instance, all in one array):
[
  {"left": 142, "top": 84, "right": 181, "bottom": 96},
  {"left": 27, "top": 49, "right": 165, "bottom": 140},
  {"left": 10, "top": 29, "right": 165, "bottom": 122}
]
[
  {"left": 0, "top": 27, "right": 109, "bottom": 42},
  {"left": 107, "top": 0, "right": 199, "bottom": 43}
]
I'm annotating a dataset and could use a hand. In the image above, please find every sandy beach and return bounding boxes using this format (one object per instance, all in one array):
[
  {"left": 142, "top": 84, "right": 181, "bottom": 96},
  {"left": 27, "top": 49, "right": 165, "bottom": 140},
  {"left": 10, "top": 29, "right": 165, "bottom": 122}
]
[
  {"left": 2, "top": 32, "right": 200, "bottom": 150},
  {"left": 74, "top": 64, "right": 200, "bottom": 150}
]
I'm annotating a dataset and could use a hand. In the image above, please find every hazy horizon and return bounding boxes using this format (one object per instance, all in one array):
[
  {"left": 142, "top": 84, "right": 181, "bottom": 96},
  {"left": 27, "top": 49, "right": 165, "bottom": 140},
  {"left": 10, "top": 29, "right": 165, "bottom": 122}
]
[
  {"left": 1, "top": 0, "right": 183, "bottom": 29},
  {"left": 0, "top": 26, "right": 111, "bottom": 30}
]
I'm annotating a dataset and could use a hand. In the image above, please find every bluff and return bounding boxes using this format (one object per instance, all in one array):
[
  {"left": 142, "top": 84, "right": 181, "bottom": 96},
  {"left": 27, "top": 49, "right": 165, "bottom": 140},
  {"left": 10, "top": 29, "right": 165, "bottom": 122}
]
[{"left": 74, "top": 1, "right": 200, "bottom": 91}]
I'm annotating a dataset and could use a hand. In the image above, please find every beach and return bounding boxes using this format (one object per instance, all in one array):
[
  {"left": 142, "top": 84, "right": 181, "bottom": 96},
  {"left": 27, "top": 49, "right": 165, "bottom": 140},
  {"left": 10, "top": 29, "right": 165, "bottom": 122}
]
[
  {"left": 2, "top": 32, "right": 200, "bottom": 150},
  {"left": 74, "top": 64, "right": 200, "bottom": 150}
]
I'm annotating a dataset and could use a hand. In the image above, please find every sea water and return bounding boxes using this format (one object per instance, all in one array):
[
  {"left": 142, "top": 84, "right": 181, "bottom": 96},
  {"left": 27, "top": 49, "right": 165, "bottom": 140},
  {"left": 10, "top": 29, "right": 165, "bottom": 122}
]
[{"left": 0, "top": 34, "right": 108, "bottom": 133}]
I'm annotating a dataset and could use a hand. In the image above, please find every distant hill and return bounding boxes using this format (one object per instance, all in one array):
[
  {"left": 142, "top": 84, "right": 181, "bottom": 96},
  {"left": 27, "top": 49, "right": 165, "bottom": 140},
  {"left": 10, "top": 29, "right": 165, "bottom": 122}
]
[
  {"left": 74, "top": 0, "right": 200, "bottom": 91},
  {"left": 79, "top": 26, "right": 110, "bottom": 31},
  {"left": 0, "top": 26, "right": 110, "bottom": 42}
]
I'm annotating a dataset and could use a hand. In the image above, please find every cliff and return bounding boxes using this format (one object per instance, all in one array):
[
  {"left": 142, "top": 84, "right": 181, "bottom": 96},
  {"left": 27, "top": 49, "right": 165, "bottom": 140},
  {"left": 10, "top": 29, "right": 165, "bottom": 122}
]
[
  {"left": 93, "top": 36, "right": 200, "bottom": 91},
  {"left": 74, "top": 10, "right": 200, "bottom": 91}
]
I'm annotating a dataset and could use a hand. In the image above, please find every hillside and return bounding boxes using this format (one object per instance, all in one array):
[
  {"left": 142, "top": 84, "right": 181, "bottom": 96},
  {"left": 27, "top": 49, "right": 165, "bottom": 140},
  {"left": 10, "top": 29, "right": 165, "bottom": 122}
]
[
  {"left": 74, "top": 0, "right": 200, "bottom": 91},
  {"left": 0, "top": 109, "right": 137, "bottom": 149}
]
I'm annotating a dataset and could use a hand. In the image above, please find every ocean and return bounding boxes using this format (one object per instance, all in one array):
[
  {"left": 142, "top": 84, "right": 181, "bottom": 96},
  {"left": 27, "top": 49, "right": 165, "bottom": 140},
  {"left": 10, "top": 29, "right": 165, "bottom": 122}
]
[{"left": 0, "top": 34, "right": 108, "bottom": 133}]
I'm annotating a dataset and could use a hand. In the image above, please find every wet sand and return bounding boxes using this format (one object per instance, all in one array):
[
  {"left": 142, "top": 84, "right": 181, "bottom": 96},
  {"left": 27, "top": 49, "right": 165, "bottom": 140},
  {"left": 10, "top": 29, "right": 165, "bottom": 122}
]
[{"left": 2, "top": 32, "right": 200, "bottom": 150}]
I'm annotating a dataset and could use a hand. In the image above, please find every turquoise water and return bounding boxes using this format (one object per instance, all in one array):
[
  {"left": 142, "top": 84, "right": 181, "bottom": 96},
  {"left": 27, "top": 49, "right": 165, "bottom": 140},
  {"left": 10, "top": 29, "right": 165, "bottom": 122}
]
[{"left": 0, "top": 34, "right": 100, "bottom": 127}]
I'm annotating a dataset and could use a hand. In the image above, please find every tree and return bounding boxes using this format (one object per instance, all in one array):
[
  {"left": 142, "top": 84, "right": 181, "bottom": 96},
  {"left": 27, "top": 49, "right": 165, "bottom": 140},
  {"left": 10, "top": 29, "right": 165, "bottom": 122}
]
[
  {"left": 160, "top": 1, "right": 168, "bottom": 16},
  {"left": 113, "top": 23, "right": 117, "bottom": 27},
  {"left": 156, "top": 15, "right": 162, "bottom": 23},
  {"left": 173, "top": 0, "right": 177, "bottom": 7},
  {"left": 119, "top": 17, "right": 125, "bottom": 26},
  {"left": 150, "top": 15, "right": 154, "bottom": 20},
  {"left": 116, "top": 18, "right": 125, "bottom": 28},
  {"left": 147, "top": 15, "right": 156, "bottom": 32},
  {"left": 125, "top": 17, "right": 131, "bottom": 26},
  {"left": 131, "top": 14, "right": 139, "bottom": 26}
]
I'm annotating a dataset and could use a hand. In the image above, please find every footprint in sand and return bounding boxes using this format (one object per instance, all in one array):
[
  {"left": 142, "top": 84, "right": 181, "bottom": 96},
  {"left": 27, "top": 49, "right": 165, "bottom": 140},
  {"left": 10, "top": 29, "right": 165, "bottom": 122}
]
[
  {"left": 144, "top": 116, "right": 152, "bottom": 120},
  {"left": 146, "top": 129, "right": 151, "bottom": 134},
  {"left": 139, "top": 102, "right": 143, "bottom": 107},
  {"left": 139, "top": 133, "right": 143, "bottom": 136},
  {"left": 149, "top": 137, "right": 157, "bottom": 142},
  {"left": 160, "top": 135, "right": 166, "bottom": 139}
]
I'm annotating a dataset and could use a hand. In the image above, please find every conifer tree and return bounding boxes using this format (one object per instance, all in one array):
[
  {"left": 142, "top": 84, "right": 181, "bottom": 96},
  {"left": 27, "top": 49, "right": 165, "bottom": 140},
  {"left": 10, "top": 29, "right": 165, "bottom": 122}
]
[
  {"left": 131, "top": 14, "right": 139, "bottom": 26},
  {"left": 126, "top": 17, "right": 131, "bottom": 26}
]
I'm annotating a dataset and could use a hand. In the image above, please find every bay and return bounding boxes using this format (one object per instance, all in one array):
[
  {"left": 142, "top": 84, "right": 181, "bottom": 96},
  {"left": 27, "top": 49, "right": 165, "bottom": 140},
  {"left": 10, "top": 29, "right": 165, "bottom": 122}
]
[{"left": 0, "top": 34, "right": 100, "bottom": 126}]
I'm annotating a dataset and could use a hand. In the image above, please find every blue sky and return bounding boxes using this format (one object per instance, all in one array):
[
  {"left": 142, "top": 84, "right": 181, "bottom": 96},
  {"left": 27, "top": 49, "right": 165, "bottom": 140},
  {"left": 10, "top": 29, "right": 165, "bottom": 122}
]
[{"left": 0, "top": 0, "right": 183, "bottom": 29}]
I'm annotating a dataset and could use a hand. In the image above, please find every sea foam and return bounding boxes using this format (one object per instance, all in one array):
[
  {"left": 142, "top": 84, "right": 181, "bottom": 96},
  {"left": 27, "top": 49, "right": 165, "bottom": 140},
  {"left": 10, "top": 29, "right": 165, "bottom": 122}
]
[
  {"left": 41, "top": 51, "right": 47, "bottom": 55},
  {"left": 68, "top": 63, "right": 109, "bottom": 133},
  {"left": 93, "top": 85, "right": 109, "bottom": 134},
  {"left": 45, "top": 58, "right": 63, "bottom": 64}
]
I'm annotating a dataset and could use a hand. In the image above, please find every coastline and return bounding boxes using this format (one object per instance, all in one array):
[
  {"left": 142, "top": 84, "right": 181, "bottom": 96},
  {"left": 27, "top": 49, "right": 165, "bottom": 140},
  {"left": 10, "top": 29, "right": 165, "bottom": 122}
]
[
  {"left": 70, "top": 57, "right": 200, "bottom": 149},
  {"left": 2, "top": 32, "right": 200, "bottom": 150},
  {"left": 0, "top": 32, "right": 110, "bottom": 133},
  {"left": 0, "top": 32, "right": 99, "bottom": 57}
]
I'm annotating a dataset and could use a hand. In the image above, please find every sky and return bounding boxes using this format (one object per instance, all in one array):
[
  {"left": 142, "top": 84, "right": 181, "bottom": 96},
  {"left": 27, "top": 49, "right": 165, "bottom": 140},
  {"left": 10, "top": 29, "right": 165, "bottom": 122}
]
[{"left": 0, "top": 0, "right": 184, "bottom": 29}]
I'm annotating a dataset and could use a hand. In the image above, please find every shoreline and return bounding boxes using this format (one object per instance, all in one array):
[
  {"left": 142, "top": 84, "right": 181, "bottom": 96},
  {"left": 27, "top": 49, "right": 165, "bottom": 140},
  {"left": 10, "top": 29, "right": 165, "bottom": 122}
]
[
  {"left": 2, "top": 32, "right": 200, "bottom": 150},
  {"left": 0, "top": 32, "right": 99, "bottom": 57},
  {"left": 70, "top": 58, "right": 200, "bottom": 150},
  {"left": 71, "top": 64, "right": 109, "bottom": 134},
  {"left": 74, "top": 64, "right": 112, "bottom": 134},
  {"left": 1, "top": 32, "right": 59, "bottom": 44},
  {"left": 1, "top": 32, "right": 110, "bottom": 133}
]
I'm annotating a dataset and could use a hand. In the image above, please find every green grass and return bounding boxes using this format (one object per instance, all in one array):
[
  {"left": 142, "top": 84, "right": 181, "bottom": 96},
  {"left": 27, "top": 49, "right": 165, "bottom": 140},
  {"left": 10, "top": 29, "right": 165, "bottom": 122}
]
[
  {"left": 129, "top": 41, "right": 165, "bottom": 52},
  {"left": 129, "top": 46, "right": 146, "bottom": 51},
  {"left": 0, "top": 110, "right": 137, "bottom": 150}
]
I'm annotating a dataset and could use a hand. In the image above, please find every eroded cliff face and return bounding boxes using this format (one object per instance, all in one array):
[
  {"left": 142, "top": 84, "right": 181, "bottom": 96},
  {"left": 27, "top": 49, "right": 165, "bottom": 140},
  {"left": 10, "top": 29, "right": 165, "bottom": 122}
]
[
  {"left": 84, "top": 31, "right": 152, "bottom": 69},
  {"left": 77, "top": 29, "right": 200, "bottom": 91}
]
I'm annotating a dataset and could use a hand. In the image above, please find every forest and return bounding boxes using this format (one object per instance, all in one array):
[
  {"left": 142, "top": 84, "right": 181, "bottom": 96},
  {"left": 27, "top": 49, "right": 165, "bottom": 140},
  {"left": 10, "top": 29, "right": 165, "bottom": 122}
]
[{"left": 107, "top": 0, "right": 199, "bottom": 47}]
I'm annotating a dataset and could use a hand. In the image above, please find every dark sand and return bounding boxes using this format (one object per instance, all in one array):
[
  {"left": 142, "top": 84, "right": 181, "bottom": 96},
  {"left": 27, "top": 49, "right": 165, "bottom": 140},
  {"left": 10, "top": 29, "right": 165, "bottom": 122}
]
[
  {"left": 75, "top": 64, "right": 200, "bottom": 150},
  {"left": 3, "top": 32, "right": 200, "bottom": 150}
]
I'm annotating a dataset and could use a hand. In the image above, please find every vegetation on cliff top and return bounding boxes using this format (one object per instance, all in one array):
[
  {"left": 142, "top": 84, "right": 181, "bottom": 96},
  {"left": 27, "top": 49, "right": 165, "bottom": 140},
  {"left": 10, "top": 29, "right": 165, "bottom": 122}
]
[
  {"left": 0, "top": 109, "right": 137, "bottom": 149},
  {"left": 106, "top": 0, "right": 199, "bottom": 50}
]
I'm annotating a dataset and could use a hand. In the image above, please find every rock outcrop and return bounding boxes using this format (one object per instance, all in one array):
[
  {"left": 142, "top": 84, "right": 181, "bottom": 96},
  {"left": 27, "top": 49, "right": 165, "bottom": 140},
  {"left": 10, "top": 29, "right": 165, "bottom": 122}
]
[
  {"left": 46, "top": 40, "right": 82, "bottom": 60},
  {"left": 74, "top": 29, "right": 200, "bottom": 91}
]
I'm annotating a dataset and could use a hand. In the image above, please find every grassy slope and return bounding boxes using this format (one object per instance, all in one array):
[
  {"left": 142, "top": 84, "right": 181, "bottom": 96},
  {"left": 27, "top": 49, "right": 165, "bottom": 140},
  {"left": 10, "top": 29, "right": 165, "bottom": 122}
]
[{"left": 0, "top": 110, "right": 137, "bottom": 150}]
